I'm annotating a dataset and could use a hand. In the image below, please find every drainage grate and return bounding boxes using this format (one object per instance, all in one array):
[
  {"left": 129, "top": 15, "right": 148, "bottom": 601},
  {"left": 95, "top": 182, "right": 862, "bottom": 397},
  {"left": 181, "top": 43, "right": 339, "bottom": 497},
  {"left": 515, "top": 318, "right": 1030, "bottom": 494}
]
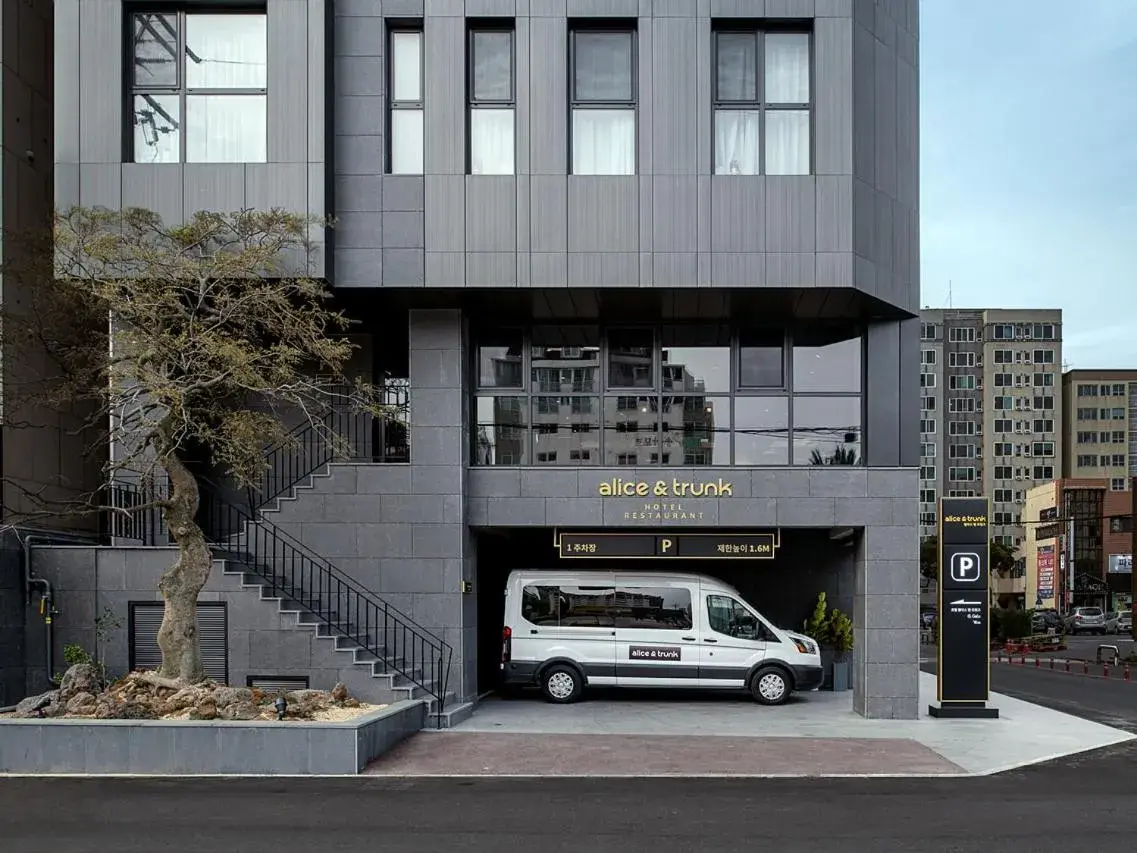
[{"left": 246, "top": 675, "right": 310, "bottom": 693}]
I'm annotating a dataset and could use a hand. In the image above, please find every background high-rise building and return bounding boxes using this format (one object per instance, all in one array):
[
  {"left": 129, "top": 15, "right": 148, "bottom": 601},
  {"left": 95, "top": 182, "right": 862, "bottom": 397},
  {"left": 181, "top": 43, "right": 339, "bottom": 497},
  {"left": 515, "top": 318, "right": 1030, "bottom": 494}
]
[
  {"left": 1061, "top": 369, "right": 1137, "bottom": 491},
  {"left": 918, "top": 309, "right": 1064, "bottom": 555}
]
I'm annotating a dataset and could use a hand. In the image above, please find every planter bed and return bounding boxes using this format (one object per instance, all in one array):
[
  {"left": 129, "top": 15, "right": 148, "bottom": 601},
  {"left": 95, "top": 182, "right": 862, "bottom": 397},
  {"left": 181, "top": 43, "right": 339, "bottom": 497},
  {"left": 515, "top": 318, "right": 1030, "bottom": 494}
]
[{"left": 0, "top": 700, "right": 425, "bottom": 775}]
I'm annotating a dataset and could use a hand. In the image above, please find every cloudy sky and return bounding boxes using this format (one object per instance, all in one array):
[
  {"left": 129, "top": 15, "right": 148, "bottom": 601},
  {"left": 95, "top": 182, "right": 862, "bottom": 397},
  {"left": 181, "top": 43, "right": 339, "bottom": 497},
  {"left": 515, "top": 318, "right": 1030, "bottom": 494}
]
[{"left": 920, "top": 0, "right": 1137, "bottom": 368}]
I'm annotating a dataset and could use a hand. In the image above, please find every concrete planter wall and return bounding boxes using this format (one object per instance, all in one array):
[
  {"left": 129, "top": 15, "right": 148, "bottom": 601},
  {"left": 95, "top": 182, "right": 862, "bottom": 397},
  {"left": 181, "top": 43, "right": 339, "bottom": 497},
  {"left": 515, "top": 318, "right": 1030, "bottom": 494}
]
[{"left": 0, "top": 700, "right": 425, "bottom": 775}]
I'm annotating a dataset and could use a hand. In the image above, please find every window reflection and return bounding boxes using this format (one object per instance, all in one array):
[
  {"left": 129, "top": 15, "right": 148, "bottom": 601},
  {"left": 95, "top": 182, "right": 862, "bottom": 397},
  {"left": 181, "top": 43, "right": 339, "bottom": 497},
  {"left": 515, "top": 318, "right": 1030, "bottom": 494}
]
[
  {"left": 132, "top": 95, "right": 180, "bottom": 163},
  {"left": 607, "top": 329, "right": 654, "bottom": 389},
  {"left": 132, "top": 13, "right": 179, "bottom": 87},
  {"left": 478, "top": 333, "right": 524, "bottom": 388},
  {"left": 186, "top": 95, "right": 266, "bottom": 162},
  {"left": 793, "top": 396, "right": 862, "bottom": 466},
  {"left": 739, "top": 329, "right": 785, "bottom": 387},
  {"left": 793, "top": 328, "right": 862, "bottom": 392},
  {"left": 603, "top": 396, "right": 658, "bottom": 466},
  {"left": 532, "top": 396, "right": 600, "bottom": 465},
  {"left": 531, "top": 326, "right": 600, "bottom": 393},
  {"left": 185, "top": 14, "right": 267, "bottom": 89},
  {"left": 661, "top": 325, "right": 730, "bottom": 393},
  {"left": 474, "top": 396, "right": 528, "bottom": 465},
  {"left": 735, "top": 397, "right": 789, "bottom": 465},
  {"left": 660, "top": 396, "right": 730, "bottom": 466}
]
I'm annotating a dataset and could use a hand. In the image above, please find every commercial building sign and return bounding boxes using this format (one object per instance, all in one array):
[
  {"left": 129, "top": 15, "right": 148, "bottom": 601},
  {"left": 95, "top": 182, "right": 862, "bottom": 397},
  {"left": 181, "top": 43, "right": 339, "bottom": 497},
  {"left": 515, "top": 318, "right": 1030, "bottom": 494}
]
[
  {"left": 596, "top": 478, "right": 734, "bottom": 498},
  {"left": 932, "top": 496, "right": 997, "bottom": 718},
  {"left": 1108, "top": 554, "right": 1133, "bottom": 574},
  {"left": 1037, "top": 546, "right": 1055, "bottom": 600},
  {"left": 555, "top": 531, "right": 779, "bottom": 560}
]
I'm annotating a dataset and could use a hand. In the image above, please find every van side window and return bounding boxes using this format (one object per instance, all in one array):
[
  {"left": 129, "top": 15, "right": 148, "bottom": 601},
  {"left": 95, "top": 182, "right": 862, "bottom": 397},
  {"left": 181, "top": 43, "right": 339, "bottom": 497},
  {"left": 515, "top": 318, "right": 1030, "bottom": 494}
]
[
  {"left": 706, "top": 595, "right": 761, "bottom": 640},
  {"left": 613, "top": 587, "right": 692, "bottom": 630},
  {"left": 521, "top": 585, "right": 615, "bottom": 627}
]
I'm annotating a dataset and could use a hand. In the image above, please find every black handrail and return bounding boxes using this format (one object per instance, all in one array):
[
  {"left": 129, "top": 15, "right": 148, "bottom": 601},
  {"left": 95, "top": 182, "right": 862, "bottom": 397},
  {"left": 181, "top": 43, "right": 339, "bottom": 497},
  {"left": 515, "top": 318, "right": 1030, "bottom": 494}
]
[
  {"left": 196, "top": 488, "right": 452, "bottom": 722},
  {"left": 101, "top": 481, "right": 168, "bottom": 544}
]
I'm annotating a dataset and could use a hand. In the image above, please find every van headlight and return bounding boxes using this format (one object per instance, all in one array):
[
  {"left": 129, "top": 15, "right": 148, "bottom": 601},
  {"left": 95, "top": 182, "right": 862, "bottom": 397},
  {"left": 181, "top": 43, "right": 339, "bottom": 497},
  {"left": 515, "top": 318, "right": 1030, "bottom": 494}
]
[{"left": 792, "top": 638, "right": 817, "bottom": 655}]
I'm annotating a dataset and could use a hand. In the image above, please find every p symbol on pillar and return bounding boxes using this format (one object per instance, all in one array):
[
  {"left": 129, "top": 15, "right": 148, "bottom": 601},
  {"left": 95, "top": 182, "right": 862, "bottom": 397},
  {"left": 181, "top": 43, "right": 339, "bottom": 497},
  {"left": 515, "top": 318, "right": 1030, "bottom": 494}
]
[{"left": 950, "top": 552, "right": 981, "bottom": 583}]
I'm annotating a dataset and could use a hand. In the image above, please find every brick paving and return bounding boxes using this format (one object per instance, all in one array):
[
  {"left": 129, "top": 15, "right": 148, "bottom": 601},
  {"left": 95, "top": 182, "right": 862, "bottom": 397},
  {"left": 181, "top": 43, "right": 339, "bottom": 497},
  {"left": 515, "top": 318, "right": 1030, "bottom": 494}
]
[{"left": 365, "top": 732, "right": 964, "bottom": 777}]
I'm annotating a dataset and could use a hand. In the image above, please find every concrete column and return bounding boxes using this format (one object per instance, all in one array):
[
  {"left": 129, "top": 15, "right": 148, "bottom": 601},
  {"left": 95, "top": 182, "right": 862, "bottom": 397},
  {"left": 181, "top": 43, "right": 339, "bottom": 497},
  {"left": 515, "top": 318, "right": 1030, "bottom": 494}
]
[{"left": 853, "top": 523, "right": 920, "bottom": 719}]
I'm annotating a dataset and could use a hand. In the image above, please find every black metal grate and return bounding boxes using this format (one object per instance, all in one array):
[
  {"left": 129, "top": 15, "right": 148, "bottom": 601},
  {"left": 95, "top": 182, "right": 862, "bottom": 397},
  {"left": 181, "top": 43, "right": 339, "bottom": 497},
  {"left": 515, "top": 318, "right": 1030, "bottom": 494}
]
[
  {"left": 129, "top": 601, "right": 228, "bottom": 683},
  {"left": 246, "top": 675, "right": 310, "bottom": 692}
]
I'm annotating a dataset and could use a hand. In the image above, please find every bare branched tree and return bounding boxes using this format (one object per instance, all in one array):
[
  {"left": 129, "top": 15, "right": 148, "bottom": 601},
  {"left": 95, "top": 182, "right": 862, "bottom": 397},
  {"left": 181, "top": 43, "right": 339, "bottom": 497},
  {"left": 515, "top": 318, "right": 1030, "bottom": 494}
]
[{"left": 1, "top": 206, "right": 381, "bottom": 686}]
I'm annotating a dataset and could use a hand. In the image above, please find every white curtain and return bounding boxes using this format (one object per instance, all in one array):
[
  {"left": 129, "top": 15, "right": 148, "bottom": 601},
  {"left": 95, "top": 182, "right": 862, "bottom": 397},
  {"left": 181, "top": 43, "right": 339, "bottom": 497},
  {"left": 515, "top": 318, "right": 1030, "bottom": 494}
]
[
  {"left": 185, "top": 14, "right": 267, "bottom": 89},
  {"left": 765, "top": 110, "right": 810, "bottom": 175},
  {"left": 765, "top": 33, "right": 810, "bottom": 104},
  {"left": 714, "top": 110, "right": 760, "bottom": 175},
  {"left": 572, "top": 109, "right": 635, "bottom": 175},
  {"left": 390, "top": 108, "right": 424, "bottom": 174},
  {"left": 471, "top": 109, "right": 515, "bottom": 175},
  {"left": 186, "top": 94, "right": 266, "bottom": 162},
  {"left": 391, "top": 31, "right": 423, "bottom": 101}
]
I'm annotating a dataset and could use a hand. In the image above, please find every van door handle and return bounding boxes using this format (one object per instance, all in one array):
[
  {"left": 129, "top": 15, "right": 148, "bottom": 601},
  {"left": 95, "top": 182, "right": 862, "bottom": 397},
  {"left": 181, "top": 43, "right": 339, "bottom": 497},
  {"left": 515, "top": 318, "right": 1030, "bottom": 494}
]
[
  {"left": 682, "top": 636, "right": 696, "bottom": 641},
  {"left": 703, "top": 638, "right": 718, "bottom": 643},
  {"left": 530, "top": 630, "right": 538, "bottom": 634}
]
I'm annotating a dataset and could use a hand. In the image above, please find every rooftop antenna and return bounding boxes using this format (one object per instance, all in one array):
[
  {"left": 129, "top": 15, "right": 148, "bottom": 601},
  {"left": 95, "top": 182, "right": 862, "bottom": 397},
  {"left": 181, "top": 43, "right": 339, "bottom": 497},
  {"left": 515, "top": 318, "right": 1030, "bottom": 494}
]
[{"left": 947, "top": 279, "right": 953, "bottom": 310}]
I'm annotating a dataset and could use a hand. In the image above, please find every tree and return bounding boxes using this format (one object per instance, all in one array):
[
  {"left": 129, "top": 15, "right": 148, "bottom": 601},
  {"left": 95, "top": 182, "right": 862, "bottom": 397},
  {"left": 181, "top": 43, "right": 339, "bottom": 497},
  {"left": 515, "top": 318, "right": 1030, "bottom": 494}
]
[
  {"left": 1, "top": 206, "right": 382, "bottom": 686},
  {"left": 920, "top": 535, "right": 1018, "bottom": 582},
  {"left": 809, "top": 446, "right": 860, "bottom": 466}
]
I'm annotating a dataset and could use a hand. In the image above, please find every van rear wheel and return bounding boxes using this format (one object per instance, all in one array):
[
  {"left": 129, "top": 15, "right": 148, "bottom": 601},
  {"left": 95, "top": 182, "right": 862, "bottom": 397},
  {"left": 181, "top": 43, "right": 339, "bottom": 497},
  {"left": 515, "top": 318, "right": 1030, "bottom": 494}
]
[
  {"left": 540, "top": 664, "right": 583, "bottom": 704},
  {"left": 750, "top": 666, "right": 790, "bottom": 706}
]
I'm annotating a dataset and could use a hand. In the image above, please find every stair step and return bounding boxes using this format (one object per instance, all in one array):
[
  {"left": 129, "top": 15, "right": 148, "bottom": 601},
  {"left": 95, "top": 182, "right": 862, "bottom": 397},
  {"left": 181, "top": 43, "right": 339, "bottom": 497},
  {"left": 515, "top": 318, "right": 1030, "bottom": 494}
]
[{"left": 431, "top": 701, "right": 475, "bottom": 729}]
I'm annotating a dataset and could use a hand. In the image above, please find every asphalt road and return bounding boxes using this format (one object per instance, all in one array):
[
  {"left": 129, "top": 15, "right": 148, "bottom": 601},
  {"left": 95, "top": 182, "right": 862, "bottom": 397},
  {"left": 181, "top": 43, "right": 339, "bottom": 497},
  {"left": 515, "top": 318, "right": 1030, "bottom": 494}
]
[{"left": 4, "top": 752, "right": 1137, "bottom": 853}]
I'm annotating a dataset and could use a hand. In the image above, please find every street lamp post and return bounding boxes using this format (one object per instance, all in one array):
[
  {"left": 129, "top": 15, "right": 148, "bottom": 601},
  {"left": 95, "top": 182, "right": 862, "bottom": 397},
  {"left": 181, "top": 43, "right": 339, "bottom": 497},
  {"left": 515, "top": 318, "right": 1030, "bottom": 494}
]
[{"left": 1130, "top": 476, "right": 1136, "bottom": 642}]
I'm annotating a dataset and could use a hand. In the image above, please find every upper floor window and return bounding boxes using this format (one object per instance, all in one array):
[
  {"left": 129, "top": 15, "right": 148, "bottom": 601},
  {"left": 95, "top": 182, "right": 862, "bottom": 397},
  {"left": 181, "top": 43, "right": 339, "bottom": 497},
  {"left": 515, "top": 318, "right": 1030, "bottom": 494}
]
[
  {"left": 713, "top": 29, "right": 810, "bottom": 175},
  {"left": 389, "top": 28, "right": 424, "bottom": 174},
  {"left": 468, "top": 25, "right": 515, "bottom": 174},
  {"left": 129, "top": 11, "right": 267, "bottom": 163},
  {"left": 571, "top": 26, "right": 637, "bottom": 175}
]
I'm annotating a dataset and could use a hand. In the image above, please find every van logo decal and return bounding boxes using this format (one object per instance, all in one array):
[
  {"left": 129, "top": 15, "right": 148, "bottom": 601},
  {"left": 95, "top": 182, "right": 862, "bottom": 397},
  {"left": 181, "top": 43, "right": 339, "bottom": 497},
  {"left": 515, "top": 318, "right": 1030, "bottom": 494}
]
[{"left": 629, "top": 646, "right": 682, "bottom": 661}]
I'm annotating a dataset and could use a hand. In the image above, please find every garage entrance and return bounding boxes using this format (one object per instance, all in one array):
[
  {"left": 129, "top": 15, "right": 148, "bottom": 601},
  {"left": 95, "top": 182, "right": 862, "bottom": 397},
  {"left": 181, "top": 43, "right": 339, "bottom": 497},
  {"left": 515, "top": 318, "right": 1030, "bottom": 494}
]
[{"left": 473, "top": 527, "right": 858, "bottom": 695}]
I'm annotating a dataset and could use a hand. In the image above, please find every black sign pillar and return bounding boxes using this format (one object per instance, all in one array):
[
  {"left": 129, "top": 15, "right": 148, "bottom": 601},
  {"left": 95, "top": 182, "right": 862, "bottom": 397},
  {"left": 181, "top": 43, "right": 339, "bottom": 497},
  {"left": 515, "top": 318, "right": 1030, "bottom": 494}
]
[{"left": 929, "top": 496, "right": 999, "bottom": 719}]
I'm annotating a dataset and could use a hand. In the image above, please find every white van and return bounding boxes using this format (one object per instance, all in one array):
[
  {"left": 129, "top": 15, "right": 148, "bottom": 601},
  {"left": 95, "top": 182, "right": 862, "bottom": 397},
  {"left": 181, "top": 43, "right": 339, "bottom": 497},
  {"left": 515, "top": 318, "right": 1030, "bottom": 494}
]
[{"left": 500, "top": 569, "right": 823, "bottom": 705}]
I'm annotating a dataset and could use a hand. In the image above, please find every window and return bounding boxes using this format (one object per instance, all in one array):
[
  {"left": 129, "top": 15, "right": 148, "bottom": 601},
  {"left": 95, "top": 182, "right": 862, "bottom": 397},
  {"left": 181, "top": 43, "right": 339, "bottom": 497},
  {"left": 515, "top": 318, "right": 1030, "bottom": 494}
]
[
  {"left": 948, "top": 421, "right": 975, "bottom": 436},
  {"left": 919, "top": 465, "right": 936, "bottom": 480},
  {"left": 949, "top": 375, "right": 976, "bottom": 390},
  {"left": 1100, "top": 384, "right": 1112, "bottom": 396},
  {"left": 993, "top": 511, "right": 1014, "bottom": 525},
  {"left": 1111, "top": 454, "right": 1126, "bottom": 466},
  {"left": 468, "top": 26, "right": 515, "bottom": 174},
  {"left": 1032, "top": 419, "right": 1054, "bottom": 433},
  {"left": 921, "top": 349, "right": 937, "bottom": 364},
  {"left": 522, "top": 585, "right": 615, "bottom": 627},
  {"left": 948, "top": 444, "right": 975, "bottom": 459},
  {"left": 994, "top": 349, "right": 1012, "bottom": 364},
  {"left": 613, "top": 587, "right": 694, "bottom": 630},
  {"left": 920, "top": 323, "right": 938, "bottom": 341},
  {"left": 920, "top": 373, "right": 936, "bottom": 388},
  {"left": 1112, "top": 383, "right": 1127, "bottom": 396},
  {"left": 571, "top": 27, "right": 636, "bottom": 174},
  {"left": 1033, "top": 396, "right": 1055, "bottom": 410},
  {"left": 1111, "top": 478, "right": 1128, "bottom": 491},
  {"left": 921, "top": 442, "right": 936, "bottom": 458},
  {"left": 994, "top": 488, "right": 1012, "bottom": 503},
  {"left": 1032, "top": 349, "right": 1055, "bottom": 364},
  {"left": 738, "top": 329, "right": 785, "bottom": 388},
  {"left": 1112, "top": 430, "right": 1126, "bottom": 443},
  {"left": 920, "top": 419, "right": 936, "bottom": 434},
  {"left": 994, "top": 419, "right": 1012, "bottom": 433},
  {"left": 921, "top": 396, "right": 936, "bottom": 411},
  {"left": 1077, "top": 408, "right": 1097, "bottom": 421},
  {"left": 713, "top": 29, "right": 810, "bottom": 176},
  {"left": 949, "top": 467, "right": 976, "bottom": 482},
  {"left": 1033, "top": 372, "right": 1054, "bottom": 387},
  {"left": 1032, "top": 442, "right": 1054, "bottom": 457},
  {"left": 1109, "top": 407, "right": 1126, "bottom": 420},
  {"left": 949, "top": 398, "right": 976, "bottom": 413},
  {"left": 129, "top": 11, "right": 267, "bottom": 163},
  {"left": 994, "top": 373, "right": 1012, "bottom": 387},
  {"left": 994, "top": 466, "right": 1012, "bottom": 480},
  {"left": 947, "top": 327, "right": 976, "bottom": 343},
  {"left": 994, "top": 396, "right": 1012, "bottom": 410},
  {"left": 993, "top": 442, "right": 1012, "bottom": 456},
  {"left": 1032, "top": 465, "right": 1054, "bottom": 480},
  {"left": 992, "top": 324, "right": 1014, "bottom": 340},
  {"left": 706, "top": 595, "right": 764, "bottom": 640},
  {"left": 1078, "top": 384, "right": 1099, "bottom": 397},
  {"left": 948, "top": 352, "right": 975, "bottom": 368},
  {"left": 919, "top": 511, "right": 937, "bottom": 525},
  {"left": 920, "top": 488, "right": 936, "bottom": 504},
  {"left": 389, "top": 28, "right": 425, "bottom": 174}
]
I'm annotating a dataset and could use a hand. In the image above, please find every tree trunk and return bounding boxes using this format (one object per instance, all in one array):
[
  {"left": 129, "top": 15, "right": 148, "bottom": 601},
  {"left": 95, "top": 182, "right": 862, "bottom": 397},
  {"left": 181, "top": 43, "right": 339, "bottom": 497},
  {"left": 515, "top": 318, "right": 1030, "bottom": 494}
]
[{"left": 155, "top": 448, "right": 212, "bottom": 684}]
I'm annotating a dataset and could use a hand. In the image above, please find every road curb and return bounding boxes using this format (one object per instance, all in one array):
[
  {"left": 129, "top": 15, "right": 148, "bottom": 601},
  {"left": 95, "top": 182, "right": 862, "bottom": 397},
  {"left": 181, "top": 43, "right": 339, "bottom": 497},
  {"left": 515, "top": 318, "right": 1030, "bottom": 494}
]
[{"left": 991, "top": 656, "right": 1137, "bottom": 682}]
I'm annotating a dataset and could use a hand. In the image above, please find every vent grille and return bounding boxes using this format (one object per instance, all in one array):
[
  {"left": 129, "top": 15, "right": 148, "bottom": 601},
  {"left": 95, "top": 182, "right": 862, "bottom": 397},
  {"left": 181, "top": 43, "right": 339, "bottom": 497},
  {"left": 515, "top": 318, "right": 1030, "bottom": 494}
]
[
  {"left": 129, "top": 602, "right": 228, "bottom": 683},
  {"left": 246, "top": 676, "right": 309, "bottom": 693}
]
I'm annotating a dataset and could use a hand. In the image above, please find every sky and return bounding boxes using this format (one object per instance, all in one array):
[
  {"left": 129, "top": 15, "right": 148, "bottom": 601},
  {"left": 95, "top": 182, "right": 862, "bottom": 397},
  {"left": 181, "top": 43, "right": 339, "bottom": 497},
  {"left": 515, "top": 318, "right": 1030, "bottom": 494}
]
[{"left": 920, "top": 0, "right": 1137, "bottom": 369}]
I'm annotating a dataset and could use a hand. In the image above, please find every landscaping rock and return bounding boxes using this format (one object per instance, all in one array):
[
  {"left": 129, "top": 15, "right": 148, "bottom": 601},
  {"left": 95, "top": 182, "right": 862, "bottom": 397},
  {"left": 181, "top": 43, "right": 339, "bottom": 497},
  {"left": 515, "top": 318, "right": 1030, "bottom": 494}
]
[
  {"left": 213, "top": 687, "right": 254, "bottom": 709},
  {"left": 189, "top": 699, "right": 217, "bottom": 720},
  {"left": 65, "top": 692, "right": 98, "bottom": 715},
  {"left": 285, "top": 689, "right": 330, "bottom": 717},
  {"left": 58, "top": 664, "right": 100, "bottom": 703},
  {"left": 218, "top": 701, "right": 259, "bottom": 721},
  {"left": 14, "top": 690, "right": 59, "bottom": 717},
  {"left": 331, "top": 682, "right": 349, "bottom": 704}
]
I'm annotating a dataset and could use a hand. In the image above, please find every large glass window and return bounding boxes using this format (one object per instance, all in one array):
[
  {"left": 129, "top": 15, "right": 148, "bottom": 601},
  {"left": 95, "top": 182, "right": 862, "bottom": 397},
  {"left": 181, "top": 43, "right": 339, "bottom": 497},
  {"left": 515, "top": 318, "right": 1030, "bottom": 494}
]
[
  {"left": 522, "top": 585, "right": 615, "bottom": 627},
  {"left": 793, "top": 396, "right": 862, "bottom": 466},
  {"left": 130, "top": 11, "right": 267, "bottom": 163},
  {"left": 469, "top": 26, "right": 514, "bottom": 174},
  {"left": 472, "top": 326, "right": 862, "bottom": 466},
  {"left": 792, "top": 327, "right": 862, "bottom": 392},
  {"left": 389, "top": 28, "right": 424, "bottom": 174},
  {"left": 571, "top": 28, "right": 636, "bottom": 175},
  {"left": 713, "top": 29, "right": 810, "bottom": 175},
  {"left": 706, "top": 595, "right": 761, "bottom": 640},
  {"left": 613, "top": 587, "right": 693, "bottom": 630}
]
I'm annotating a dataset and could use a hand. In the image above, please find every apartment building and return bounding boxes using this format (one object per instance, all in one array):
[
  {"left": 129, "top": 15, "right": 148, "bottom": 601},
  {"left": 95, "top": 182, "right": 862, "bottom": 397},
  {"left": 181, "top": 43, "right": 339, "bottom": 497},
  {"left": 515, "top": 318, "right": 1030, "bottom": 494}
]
[
  {"left": 918, "top": 309, "right": 1063, "bottom": 553},
  {"left": 1062, "top": 369, "right": 1137, "bottom": 491},
  {"left": 28, "top": 0, "right": 921, "bottom": 721}
]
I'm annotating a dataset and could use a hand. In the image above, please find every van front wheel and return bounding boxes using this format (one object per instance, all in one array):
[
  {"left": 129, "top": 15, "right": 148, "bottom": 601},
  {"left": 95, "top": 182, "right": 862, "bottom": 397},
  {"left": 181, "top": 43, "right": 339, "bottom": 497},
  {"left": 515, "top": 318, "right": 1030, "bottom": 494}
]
[
  {"left": 540, "top": 664, "right": 583, "bottom": 704},
  {"left": 750, "top": 666, "right": 791, "bottom": 706}
]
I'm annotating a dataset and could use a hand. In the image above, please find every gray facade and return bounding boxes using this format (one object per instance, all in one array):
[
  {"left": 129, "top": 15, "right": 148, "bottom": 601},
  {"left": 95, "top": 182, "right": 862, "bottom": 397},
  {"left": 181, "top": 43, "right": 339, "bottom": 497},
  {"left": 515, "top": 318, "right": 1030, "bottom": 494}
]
[{"left": 44, "top": 0, "right": 922, "bottom": 721}]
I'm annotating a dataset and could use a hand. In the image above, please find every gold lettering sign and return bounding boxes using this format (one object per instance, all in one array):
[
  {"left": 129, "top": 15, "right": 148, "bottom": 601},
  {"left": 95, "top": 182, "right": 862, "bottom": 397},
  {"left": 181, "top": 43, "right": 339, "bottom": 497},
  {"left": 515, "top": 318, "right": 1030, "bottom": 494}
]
[
  {"left": 597, "top": 478, "right": 734, "bottom": 498},
  {"left": 943, "top": 514, "right": 988, "bottom": 527}
]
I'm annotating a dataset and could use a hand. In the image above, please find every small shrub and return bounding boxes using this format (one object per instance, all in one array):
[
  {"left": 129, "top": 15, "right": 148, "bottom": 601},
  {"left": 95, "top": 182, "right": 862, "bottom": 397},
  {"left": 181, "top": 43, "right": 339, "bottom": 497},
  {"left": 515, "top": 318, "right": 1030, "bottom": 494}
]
[{"left": 63, "top": 643, "right": 93, "bottom": 667}]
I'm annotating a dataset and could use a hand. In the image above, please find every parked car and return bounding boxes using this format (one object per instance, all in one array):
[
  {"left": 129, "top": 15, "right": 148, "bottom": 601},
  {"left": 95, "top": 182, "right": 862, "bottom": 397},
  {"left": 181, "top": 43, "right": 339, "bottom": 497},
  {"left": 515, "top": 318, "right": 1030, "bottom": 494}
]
[
  {"left": 1064, "top": 606, "right": 1106, "bottom": 635},
  {"left": 500, "top": 569, "right": 823, "bottom": 705},
  {"left": 1106, "top": 610, "right": 1133, "bottom": 634},
  {"left": 1031, "top": 609, "right": 1063, "bottom": 634}
]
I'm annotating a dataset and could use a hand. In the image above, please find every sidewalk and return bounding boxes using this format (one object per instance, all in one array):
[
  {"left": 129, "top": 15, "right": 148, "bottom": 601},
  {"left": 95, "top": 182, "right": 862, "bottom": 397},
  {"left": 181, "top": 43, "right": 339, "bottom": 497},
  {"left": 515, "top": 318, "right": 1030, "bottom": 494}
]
[{"left": 364, "top": 672, "right": 1135, "bottom": 778}]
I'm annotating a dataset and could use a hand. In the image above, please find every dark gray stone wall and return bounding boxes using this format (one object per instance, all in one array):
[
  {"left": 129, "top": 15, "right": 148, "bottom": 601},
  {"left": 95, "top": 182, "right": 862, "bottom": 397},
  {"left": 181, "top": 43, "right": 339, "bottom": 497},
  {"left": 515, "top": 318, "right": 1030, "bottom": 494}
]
[{"left": 0, "top": 534, "right": 26, "bottom": 705}]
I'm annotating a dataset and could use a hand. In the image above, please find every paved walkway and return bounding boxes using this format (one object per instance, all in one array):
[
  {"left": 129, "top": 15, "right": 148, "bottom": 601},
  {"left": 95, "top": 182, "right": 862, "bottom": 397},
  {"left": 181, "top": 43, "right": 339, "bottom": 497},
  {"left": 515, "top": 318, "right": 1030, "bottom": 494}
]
[{"left": 365, "top": 672, "right": 1134, "bottom": 777}]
